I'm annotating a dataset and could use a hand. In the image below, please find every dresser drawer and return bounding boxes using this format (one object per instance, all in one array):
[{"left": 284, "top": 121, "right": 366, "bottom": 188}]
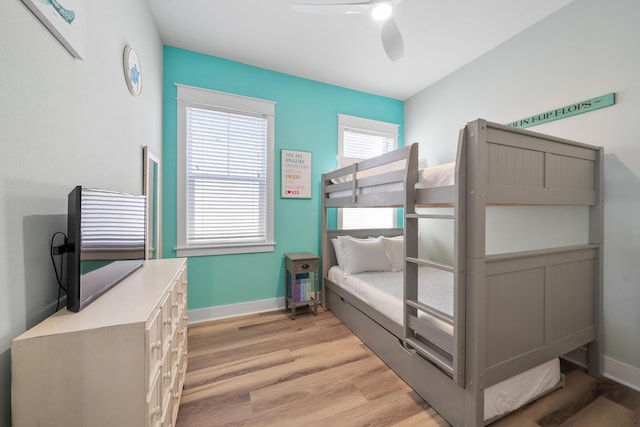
[
  {"left": 147, "top": 369, "right": 163, "bottom": 427},
  {"left": 160, "top": 292, "right": 172, "bottom": 351},
  {"left": 170, "top": 288, "right": 181, "bottom": 332},
  {"left": 146, "top": 307, "right": 163, "bottom": 384}
]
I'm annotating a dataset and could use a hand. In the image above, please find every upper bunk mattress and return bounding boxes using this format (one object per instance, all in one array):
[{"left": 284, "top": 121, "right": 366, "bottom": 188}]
[{"left": 328, "top": 162, "right": 455, "bottom": 198}]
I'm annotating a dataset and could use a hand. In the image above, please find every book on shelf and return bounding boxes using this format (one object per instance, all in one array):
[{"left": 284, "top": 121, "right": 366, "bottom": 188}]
[{"left": 294, "top": 273, "right": 311, "bottom": 302}]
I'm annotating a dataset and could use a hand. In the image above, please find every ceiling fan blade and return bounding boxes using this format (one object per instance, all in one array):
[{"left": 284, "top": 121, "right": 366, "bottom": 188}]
[
  {"left": 291, "top": 0, "right": 375, "bottom": 6},
  {"left": 381, "top": 17, "right": 404, "bottom": 61},
  {"left": 290, "top": 0, "right": 376, "bottom": 15}
]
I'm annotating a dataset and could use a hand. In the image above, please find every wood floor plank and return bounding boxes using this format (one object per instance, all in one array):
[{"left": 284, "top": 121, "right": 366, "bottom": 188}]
[
  {"left": 594, "top": 376, "right": 640, "bottom": 415},
  {"left": 318, "top": 389, "right": 430, "bottom": 427},
  {"left": 389, "top": 406, "right": 451, "bottom": 427},
  {"left": 249, "top": 360, "right": 377, "bottom": 418},
  {"left": 559, "top": 396, "right": 638, "bottom": 427},
  {"left": 187, "top": 319, "right": 351, "bottom": 371},
  {"left": 490, "top": 415, "right": 541, "bottom": 427},
  {"left": 177, "top": 392, "right": 254, "bottom": 427},
  {"left": 181, "top": 336, "right": 370, "bottom": 405},
  {"left": 246, "top": 388, "right": 369, "bottom": 427},
  {"left": 184, "top": 349, "right": 294, "bottom": 388},
  {"left": 177, "top": 308, "right": 639, "bottom": 427},
  {"left": 515, "top": 369, "right": 597, "bottom": 425},
  {"left": 249, "top": 352, "right": 381, "bottom": 411}
]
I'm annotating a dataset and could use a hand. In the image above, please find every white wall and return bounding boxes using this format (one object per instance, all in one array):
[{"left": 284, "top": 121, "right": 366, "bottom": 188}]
[
  {"left": 406, "top": 0, "right": 640, "bottom": 387},
  {"left": 0, "top": 1, "right": 163, "bottom": 424}
]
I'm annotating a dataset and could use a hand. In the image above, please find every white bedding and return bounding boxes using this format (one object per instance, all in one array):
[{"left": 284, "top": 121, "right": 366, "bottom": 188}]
[
  {"left": 327, "top": 264, "right": 561, "bottom": 421},
  {"left": 328, "top": 265, "right": 454, "bottom": 335},
  {"left": 328, "top": 162, "right": 455, "bottom": 198}
]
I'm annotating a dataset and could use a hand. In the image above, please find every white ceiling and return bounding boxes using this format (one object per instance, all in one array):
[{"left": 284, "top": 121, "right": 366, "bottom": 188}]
[{"left": 149, "top": 0, "right": 574, "bottom": 100}]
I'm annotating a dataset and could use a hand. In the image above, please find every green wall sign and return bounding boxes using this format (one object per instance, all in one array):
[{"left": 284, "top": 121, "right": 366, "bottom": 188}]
[{"left": 507, "top": 93, "right": 615, "bottom": 129}]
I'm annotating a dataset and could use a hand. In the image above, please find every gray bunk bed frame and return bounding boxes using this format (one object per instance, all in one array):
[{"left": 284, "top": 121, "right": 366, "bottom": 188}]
[{"left": 320, "top": 119, "right": 604, "bottom": 427}]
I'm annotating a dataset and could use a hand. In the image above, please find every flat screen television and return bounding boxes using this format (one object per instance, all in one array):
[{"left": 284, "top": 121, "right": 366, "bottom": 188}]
[{"left": 66, "top": 186, "right": 146, "bottom": 312}]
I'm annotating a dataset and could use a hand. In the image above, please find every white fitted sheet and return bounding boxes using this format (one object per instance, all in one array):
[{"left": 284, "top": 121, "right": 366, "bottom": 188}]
[
  {"left": 327, "top": 265, "right": 454, "bottom": 335},
  {"left": 327, "top": 265, "right": 561, "bottom": 420}
]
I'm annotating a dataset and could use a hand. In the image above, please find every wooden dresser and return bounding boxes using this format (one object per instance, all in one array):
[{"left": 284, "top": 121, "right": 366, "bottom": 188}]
[{"left": 11, "top": 258, "right": 188, "bottom": 427}]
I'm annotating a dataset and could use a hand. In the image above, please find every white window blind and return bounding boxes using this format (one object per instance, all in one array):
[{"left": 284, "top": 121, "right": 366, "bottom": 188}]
[
  {"left": 338, "top": 114, "right": 399, "bottom": 229},
  {"left": 342, "top": 129, "right": 395, "bottom": 159},
  {"left": 176, "top": 85, "right": 275, "bottom": 256},
  {"left": 186, "top": 107, "right": 267, "bottom": 244},
  {"left": 80, "top": 188, "right": 146, "bottom": 259}
]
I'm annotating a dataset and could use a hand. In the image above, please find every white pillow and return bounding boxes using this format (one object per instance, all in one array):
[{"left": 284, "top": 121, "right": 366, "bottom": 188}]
[
  {"left": 331, "top": 235, "right": 373, "bottom": 269},
  {"left": 331, "top": 237, "right": 345, "bottom": 267},
  {"left": 336, "top": 155, "right": 363, "bottom": 168},
  {"left": 381, "top": 236, "right": 404, "bottom": 271},
  {"left": 337, "top": 236, "right": 392, "bottom": 274}
]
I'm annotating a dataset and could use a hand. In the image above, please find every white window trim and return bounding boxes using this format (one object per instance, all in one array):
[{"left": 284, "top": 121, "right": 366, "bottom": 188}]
[
  {"left": 175, "top": 84, "right": 276, "bottom": 256},
  {"left": 338, "top": 114, "right": 400, "bottom": 156},
  {"left": 337, "top": 114, "right": 399, "bottom": 229}
]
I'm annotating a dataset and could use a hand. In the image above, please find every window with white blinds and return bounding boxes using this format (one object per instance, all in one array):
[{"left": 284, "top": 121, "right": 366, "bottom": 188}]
[
  {"left": 79, "top": 187, "right": 146, "bottom": 259},
  {"left": 338, "top": 114, "right": 399, "bottom": 229},
  {"left": 176, "top": 85, "right": 275, "bottom": 256}
]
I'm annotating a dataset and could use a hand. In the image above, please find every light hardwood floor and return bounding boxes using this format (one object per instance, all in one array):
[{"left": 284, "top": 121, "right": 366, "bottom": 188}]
[{"left": 177, "top": 307, "right": 639, "bottom": 427}]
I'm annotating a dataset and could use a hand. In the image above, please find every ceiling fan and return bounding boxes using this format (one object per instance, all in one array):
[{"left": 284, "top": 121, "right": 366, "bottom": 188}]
[{"left": 291, "top": 0, "right": 405, "bottom": 62}]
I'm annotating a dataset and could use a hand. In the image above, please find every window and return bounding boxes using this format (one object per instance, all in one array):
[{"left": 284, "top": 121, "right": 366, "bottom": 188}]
[
  {"left": 176, "top": 84, "right": 275, "bottom": 256},
  {"left": 338, "top": 114, "right": 399, "bottom": 229}
]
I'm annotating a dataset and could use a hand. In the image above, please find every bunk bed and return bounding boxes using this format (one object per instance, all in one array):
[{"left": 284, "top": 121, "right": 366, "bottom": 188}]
[{"left": 320, "top": 119, "right": 603, "bottom": 426}]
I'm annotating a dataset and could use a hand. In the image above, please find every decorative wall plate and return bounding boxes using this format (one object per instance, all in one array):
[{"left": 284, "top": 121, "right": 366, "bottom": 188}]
[{"left": 123, "top": 46, "right": 142, "bottom": 96}]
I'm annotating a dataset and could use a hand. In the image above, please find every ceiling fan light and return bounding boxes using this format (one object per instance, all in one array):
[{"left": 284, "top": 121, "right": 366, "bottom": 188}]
[{"left": 371, "top": 3, "right": 392, "bottom": 21}]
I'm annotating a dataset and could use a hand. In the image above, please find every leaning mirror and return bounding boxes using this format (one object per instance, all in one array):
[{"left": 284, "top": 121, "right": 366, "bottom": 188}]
[{"left": 143, "top": 146, "right": 161, "bottom": 259}]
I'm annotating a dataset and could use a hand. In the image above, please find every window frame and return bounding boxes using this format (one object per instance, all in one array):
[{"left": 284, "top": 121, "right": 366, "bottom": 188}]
[
  {"left": 175, "top": 84, "right": 276, "bottom": 256},
  {"left": 337, "top": 114, "right": 399, "bottom": 229}
]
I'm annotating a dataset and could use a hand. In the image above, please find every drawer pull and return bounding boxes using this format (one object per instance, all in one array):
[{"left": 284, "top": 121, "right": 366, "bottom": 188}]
[
  {"left": 151, "top": 340, "right": 162, "bottom": 351},
  {"left": 301, "top": 263, "right": 309, "bottom": 269}
]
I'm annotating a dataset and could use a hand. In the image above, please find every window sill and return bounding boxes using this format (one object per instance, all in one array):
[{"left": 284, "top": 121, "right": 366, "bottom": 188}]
[{"left": 175, "top": 242, "right": 276, "bottom": 257}]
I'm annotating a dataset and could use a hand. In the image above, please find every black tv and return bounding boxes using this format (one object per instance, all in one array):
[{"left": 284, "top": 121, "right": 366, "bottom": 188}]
[{"left": 66, "top": 186, "right": 146, "bottom": 312}]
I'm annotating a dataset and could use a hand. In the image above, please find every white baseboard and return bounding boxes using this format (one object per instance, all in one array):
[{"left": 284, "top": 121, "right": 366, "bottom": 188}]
[
  {"left": 562, "top": 347, "right": 640, "bottom": 392},
  {"left": 603, "top": 355, "right": 640, "bottom": 392},
  {"left": 187, "top": 297, "right": 286, "bottom": 324}
]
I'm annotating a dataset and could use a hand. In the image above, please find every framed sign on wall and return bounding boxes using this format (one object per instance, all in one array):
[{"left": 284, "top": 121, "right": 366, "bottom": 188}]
[
  {"left": 281, "top": 149, "right": 311, "bottom": 199},
  {"left": 21, "top": 0, "right": 86, "bottom": 60}
]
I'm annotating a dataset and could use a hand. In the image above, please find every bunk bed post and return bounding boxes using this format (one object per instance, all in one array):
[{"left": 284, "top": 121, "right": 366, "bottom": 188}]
[
  {"left": 403, "top": 144, "right": 420, "bottom": 347},
  {"left": 321, "top": 174, "right": 328, "bottom": 307},
  {"left": 463, "top": 119, "right": 489, "bottom": 427},
  {"left": 587, "top": 146, "right": 604, "bottom": 377},
  {"left": 452, "top": 128, "right": 467, "bottom": 388}
]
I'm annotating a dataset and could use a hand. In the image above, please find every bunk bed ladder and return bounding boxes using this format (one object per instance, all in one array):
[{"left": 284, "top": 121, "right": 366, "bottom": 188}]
[{"left": 403, "top": 135, "right": 467, "bottom": 388}]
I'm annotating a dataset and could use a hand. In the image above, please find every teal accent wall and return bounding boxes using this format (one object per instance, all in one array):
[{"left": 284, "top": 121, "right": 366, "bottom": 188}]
[{"left": 162, "top": 46, "right": 404, "bottom": 310}]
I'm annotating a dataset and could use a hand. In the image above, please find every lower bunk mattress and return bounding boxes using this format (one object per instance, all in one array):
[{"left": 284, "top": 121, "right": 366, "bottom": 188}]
[{"left": 327, "top": 265, "right": 562, "bottom": 421}]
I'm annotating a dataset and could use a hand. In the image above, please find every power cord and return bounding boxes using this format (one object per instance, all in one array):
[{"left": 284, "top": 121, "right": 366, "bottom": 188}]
[{"left": 50, "top": 231, "right": 67, "bottom": 312}]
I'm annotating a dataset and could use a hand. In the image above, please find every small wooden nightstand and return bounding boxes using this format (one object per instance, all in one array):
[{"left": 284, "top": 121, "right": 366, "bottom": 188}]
[{"left": 284, "top": 252, "right": 319, "bottom": 319}]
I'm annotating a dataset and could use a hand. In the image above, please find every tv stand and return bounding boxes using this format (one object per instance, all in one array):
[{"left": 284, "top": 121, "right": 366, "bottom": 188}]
[{"left": 11, "top": 258, "right": 188, "bottom": 427}]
